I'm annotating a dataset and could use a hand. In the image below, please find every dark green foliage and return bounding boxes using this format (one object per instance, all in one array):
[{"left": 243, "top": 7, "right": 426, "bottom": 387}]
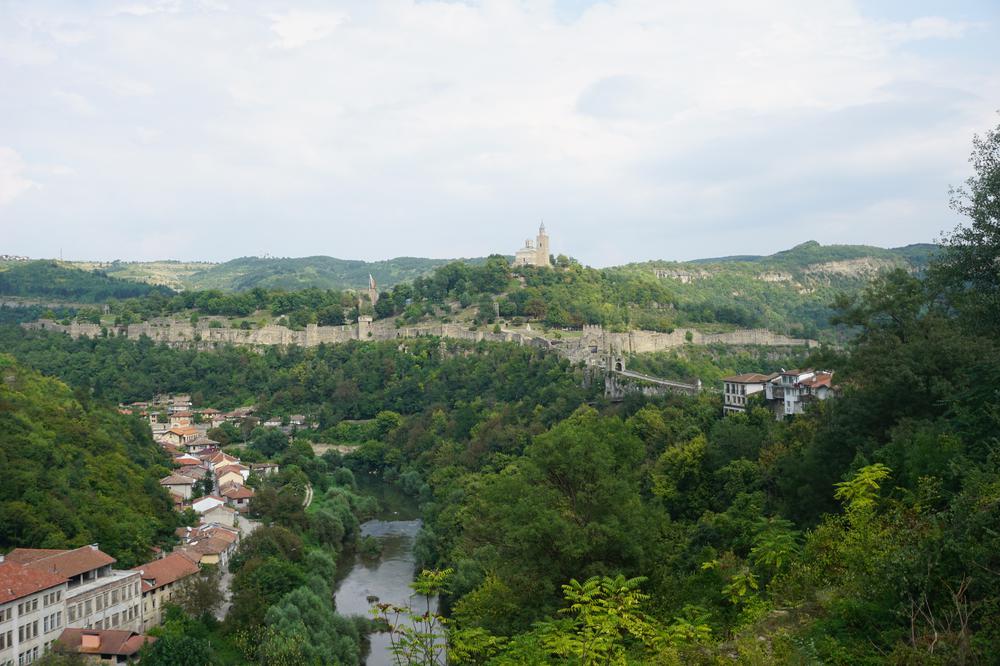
[
  {"left": 0, "top": 261, "right": 172, "bottom": 302},
  {"left": 0, "top": 355, "right": 178, "bottom": 567}
]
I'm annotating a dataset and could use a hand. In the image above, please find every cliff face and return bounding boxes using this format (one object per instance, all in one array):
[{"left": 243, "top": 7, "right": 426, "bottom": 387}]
[{"left": 22, "top": 318, "right": 817, "bottom": 362}]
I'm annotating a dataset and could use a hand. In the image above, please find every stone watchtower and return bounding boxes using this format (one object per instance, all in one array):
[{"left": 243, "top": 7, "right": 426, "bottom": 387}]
[{"left": 536, "top": 222, "right": 550, "bottom": 267}]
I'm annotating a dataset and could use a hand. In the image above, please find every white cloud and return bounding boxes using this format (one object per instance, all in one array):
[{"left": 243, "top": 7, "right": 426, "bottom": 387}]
[
  {"left": 0, "top": 0, "right": 997, "bottom": 262},
  {"left": 0, "top": 148, "right": 38, "bottom": 206},
  {"left": 269, "top": 10, "right": 347, "bottom": 49}
]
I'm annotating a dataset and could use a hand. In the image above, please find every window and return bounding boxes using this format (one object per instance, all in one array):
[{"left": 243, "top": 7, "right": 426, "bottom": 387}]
[
  {"left": 68, "top": 607, "right": 76, "bottom": 623},
  {"left": 95, "top": 596, "right": 103, "bottom": 611},
  {"left": 84, "top": 600, "right": 92, "bottom": 615},
  {"left": 112, "top": 589, "right": 119, "bottom": 604},
  {"left": 31, "top": 600, "right": 37, "bottom": 612},
  {"left": 55, "top": 612, "right": 60, "bottom": 629},
  {"left": 112, "top": 613, "right": 119, "bottom": 627}
]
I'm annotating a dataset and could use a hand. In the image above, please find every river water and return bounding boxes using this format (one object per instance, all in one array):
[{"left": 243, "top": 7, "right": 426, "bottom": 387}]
[{"left": 333, "top": 483, "right": 438, "bottom": 666}]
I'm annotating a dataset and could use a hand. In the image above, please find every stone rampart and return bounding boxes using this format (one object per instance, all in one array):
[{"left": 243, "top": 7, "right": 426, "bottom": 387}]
[{"left": 21, "top": 319, "right": 817, "bottom": 358}]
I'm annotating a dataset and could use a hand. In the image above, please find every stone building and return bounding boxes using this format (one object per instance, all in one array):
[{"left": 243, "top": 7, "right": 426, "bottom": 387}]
[{"left": 513, "top": 223, "right": 552, "bottom": 268}]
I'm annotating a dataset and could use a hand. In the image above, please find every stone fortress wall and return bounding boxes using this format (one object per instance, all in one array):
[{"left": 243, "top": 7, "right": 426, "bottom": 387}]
[{"left": 22, "top": 317, "right": 818, "bottom": 362}]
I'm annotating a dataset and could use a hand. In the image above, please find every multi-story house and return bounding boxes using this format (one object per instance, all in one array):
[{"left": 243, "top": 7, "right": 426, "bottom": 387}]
[
  {"left": 721, "top": 373, "right": 777, "bottom": 415},
  {"left": 6, "top": 547, "right": 142, "bottom": 634},
  {"left": 722, "top": 369, "right": 835, "bottom": 419},
  {"left": 0, "top": 559, "right": 68, "bottom": 666},
  {"left": 131, "top": 554, "right": 200, "bottom": 632},
  {"left": 765, "top": 369, "right": 834, "bottom": 417}
]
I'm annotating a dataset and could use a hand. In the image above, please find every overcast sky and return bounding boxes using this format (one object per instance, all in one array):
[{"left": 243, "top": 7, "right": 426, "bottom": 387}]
[{"left": 1, "top": 0, "right": 998, "bottom": 266}]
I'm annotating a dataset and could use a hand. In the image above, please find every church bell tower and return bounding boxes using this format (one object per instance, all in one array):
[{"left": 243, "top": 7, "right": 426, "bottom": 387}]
[{"left": 536, "top": 222, "right": 551, "bottom": 267}]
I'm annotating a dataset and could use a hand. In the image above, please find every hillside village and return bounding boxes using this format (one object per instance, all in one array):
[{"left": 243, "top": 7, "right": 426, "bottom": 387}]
[{"left": 0, "top": 393, "right": 297, "bottom": 665}]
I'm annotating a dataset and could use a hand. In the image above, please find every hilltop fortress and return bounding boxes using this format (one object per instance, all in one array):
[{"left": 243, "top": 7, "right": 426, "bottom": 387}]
[{"left": 23, "top": 317, "right": 818, "bottom": 364}]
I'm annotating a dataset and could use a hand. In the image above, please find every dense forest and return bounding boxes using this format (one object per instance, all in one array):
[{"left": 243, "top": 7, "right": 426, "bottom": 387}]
[{"left": 0, "top": 356, "right": 180, "bottom": 567}]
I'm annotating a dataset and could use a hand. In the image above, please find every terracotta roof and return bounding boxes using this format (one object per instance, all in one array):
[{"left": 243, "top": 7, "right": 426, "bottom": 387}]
[
  {"left": 217, "top": 464, "right": 248, "bottom": 477},
  {"left": 57, "top": 629, "right": 156, "bottom": 656},
  {"left": 800, "top": 372, "right": 834, "bottom": 389},
  {"left": 131, "top": 553, "right": 200, "bottom": 592},
  {"left": 199, "top": 408, "right": 221, "bottom": 414},
  {"left": 221, "top": 484, "right": 254, "bottom": 500},
  {"left": 177, "top": 465, "right": 205, "bottom": 478},
  {"left": 186, "top": 537, "right": 232, "bottom": 556},
  {"left": 166, "top": 426, "right": 199, "bottom": 437},
  {"left": 7, "top": 545, "right": 116, "bottom": 579},
  {"left": 185, "top": 436, "right": 219, "bottom": 447},
  {"left": 160, "top": 474, "right": 196, "bottom": 486},
  {"left": 0, "top": 561, "right": 66, "bottom": 604},
  {"left": 174, "top": 454, "right": 201, "bottom": 464},
  {"left": 722, "top": 373, "right": 775, "bottom": 383}
]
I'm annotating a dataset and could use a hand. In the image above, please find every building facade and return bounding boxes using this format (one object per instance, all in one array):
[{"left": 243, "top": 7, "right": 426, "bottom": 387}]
[
  {"left": 721, "top": 368, "right": 835, "bottom": 419},
  {"left": 132, "top": 554, "right": 200, "bottom": 632},
  {"left": 721, "top": 373, "right": 777, "bottom": 415},
  {"left": 0, "top": 560, "right": 68, "bottom": 666},
  {"left": 6, "top": 547, "right": 142, "bottom": 635}
]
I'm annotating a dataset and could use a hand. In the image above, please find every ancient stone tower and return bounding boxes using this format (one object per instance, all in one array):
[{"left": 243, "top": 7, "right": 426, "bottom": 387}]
[
  {"left": 536, "top": 222, "right": 550, "bottom": 266},
  {"left": 368, "top": 273, "right": 379, "bottom": 307}
]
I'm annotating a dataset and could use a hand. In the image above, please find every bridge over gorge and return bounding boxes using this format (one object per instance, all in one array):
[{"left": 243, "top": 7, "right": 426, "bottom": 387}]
[{"left": 602, "top": 356, "right": 702, "bottom": 401}]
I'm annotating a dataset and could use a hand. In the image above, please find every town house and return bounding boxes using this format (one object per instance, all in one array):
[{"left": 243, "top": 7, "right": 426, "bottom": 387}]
[{"left": 131, "top": 553, "right": 200, "bottom": 632}]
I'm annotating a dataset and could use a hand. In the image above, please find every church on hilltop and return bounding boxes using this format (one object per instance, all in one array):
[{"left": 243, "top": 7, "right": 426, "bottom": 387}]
[{"left": 513, "top": 223, "right": 552, "bottom": 268}]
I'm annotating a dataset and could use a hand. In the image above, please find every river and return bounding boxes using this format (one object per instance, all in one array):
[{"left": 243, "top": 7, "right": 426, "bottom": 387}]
[{"left": 334, "top": 482, "right": 438, "bottom": 666}]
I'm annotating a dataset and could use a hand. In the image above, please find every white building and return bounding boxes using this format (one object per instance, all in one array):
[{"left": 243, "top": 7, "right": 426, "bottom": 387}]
[
  {"left": 0, "top": 559, "right": 68, "bottom": 666},
  {"left": 6, "top": 547, "right": 142, "bottom": 635},
  {"left": 722, "top": 369, "right": 835, "bottom": 419},
  {"left": 765, "top": 369, "right": 835, "bottom": 418}
]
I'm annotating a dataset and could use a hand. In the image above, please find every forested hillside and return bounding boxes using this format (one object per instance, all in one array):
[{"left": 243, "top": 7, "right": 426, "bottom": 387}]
[
  {"left": 8, "top": 242, "right": 936, "bottom": 344},
  {"left": 0, "top": 261, "right": 174, "bottom": 302},
  {"left": 0, "top": 355, "right": 179, "bottom": 567}
]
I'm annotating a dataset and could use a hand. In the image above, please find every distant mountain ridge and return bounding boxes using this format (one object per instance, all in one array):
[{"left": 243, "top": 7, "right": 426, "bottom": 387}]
[
  {"left": 181, "top": 255, "right": 492, "bottom": 291},
  {"left": 679, "top": 240, "right": 938, "bottom": 269}
]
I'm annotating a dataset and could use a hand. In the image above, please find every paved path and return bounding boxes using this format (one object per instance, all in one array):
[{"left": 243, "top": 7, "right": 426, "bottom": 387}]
[{"left": 303, "top": 483, "right": 314, "bottom": 508}]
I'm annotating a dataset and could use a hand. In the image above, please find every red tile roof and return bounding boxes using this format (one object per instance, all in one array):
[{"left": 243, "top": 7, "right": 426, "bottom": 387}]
[
  {"left": 6, "top": 545, "right": 116, "bottom": 580},
  {"left": 160, "top": 474, "right": 196, "bottom": 486},
  {"left": 0, "top": 561, "right": 66, "bottom": 604},
  {"left": 722, "top": 373, "right": 776, "bottom": 383},
  {"left": 131, "top": 553, "right": 200, "bottom": 592},
  {"left": 57, "top": 629, "right": 156, "bottom": 656},
  {"left": 221, "top": 484, "right": 254, "bottom": 500}
]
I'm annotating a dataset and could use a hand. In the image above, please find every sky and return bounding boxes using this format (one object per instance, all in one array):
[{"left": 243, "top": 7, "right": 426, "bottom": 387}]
[{"left": 1, "top": 0, "right": 998, "bottom": 267}]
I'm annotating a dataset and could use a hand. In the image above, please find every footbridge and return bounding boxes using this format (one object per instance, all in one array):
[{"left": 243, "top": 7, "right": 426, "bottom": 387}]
[{"left": 602, "top": 356, "right": 701, "bottom": 401}]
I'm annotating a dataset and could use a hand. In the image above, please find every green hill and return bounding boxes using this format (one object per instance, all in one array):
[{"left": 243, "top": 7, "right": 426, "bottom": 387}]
[
  {"left": 0, "top": 355, "right": 179, "bottom": 567},
  {"left": 182, "top": 255, "right": 492, "bottom": 291},
  {"left": 0, "top": 261, "right": 175, "bottom": 302},
  {"left": 676, "top": 240, "right": 937, "bottom": 271}
]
